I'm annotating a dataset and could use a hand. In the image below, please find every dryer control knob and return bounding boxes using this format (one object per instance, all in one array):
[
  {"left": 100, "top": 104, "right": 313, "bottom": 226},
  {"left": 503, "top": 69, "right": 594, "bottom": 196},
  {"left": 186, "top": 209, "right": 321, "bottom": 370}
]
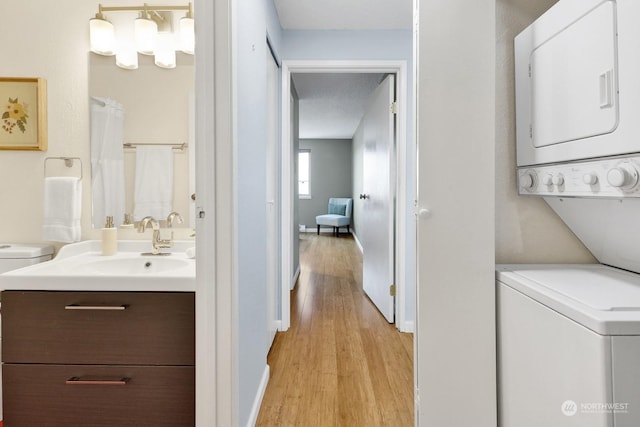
[
  {"left": 552, "top": 174, "right": 564, "bottom": 186},
  {"left": 583, "top": 173, "right": 598, "bottom": 185},
  {"left": 542, "top": 174, "right": 553, "bottom": 186},
  {"left": 520, "top": 171, "right": 535, "bottom": 190},
  {"left": 607, "top": 165, "right": 639, "bottom": 189}
]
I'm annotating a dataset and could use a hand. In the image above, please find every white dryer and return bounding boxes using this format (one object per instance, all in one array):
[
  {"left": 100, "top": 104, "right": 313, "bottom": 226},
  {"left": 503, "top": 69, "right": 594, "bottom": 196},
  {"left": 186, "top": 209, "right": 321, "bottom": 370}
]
[{"left": 497, "top": 264, "right": 640, "bottom": 427}]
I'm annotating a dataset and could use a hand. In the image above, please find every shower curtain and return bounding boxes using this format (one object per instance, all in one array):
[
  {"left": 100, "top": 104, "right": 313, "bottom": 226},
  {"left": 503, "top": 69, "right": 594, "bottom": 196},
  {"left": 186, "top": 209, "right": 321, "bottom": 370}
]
[{"left": 90, "top": 97, "right": 126, "bottom": 227}]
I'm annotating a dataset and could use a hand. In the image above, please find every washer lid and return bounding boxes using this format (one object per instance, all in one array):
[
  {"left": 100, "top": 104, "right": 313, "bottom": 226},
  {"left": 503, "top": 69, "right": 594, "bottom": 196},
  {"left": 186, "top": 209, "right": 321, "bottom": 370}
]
[
  {"left": 0, "top": 244, "right": 54, "bottom": 259},
  {"left": 497, "top": 264, "right": 640, "bottom": 335},
  {"left": 515, "top": 266, "right": 640, "bottom": 311}
]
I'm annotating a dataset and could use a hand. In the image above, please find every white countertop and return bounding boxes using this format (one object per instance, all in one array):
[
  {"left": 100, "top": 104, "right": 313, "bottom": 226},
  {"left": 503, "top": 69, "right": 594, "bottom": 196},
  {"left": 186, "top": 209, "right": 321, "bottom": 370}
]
[{"left": 0, "top": 240, "right": 195, "bottom": 292}]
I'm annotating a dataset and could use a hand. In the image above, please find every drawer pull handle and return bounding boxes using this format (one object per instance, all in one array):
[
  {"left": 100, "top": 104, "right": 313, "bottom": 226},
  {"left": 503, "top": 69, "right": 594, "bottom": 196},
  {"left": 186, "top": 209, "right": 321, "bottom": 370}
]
[
  {"left": 64, "top": 304, "right": 127, "bottom": 311},
  {"left": 66, "top": 376, "right": 130, "bottom": 386}
]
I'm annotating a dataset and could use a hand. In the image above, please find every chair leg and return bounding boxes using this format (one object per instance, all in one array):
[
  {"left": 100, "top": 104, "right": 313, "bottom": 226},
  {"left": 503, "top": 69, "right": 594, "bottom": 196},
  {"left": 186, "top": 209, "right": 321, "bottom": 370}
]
[
  {"left": 347, "top": 225, "right": 350, "bottom": 234},
  {"left": 317, "top": 225, "right": 320, "bottom": 235}
]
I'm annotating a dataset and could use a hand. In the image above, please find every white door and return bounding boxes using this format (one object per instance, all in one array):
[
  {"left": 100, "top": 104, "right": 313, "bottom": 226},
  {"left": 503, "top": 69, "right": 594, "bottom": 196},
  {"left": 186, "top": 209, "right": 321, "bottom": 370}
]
[
  {"left": 266, "top": 47, "right": 279, "bottom": 346},
  {"left": 361, "top": 74, "right": 395, "bottom": 323}
]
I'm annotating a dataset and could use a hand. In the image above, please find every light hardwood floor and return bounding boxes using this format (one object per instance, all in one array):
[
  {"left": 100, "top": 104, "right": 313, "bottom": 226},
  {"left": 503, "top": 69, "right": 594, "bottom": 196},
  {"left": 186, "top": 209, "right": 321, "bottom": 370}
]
[{"left": 256, "top": 233, "right": 414, "bottom": 426}]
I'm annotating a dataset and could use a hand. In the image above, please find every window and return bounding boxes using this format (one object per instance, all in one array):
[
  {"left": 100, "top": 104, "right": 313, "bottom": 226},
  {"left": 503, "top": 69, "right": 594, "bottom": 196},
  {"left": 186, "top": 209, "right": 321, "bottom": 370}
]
[{"left": 298, "top": 149, "right": 311, "bottom": 198}]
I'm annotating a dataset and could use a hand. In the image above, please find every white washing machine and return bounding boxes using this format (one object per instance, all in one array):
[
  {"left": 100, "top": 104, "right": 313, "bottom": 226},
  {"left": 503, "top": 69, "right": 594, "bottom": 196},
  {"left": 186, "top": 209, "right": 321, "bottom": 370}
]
[
  {"left": 497, "top": 264, "right": 640, "bottom": 427},
  {"left": 506, "top": 0, "right": 640, "bottom": 425},
  {"left": 0, "top": 243, "right": 53, "bottom": 421}
]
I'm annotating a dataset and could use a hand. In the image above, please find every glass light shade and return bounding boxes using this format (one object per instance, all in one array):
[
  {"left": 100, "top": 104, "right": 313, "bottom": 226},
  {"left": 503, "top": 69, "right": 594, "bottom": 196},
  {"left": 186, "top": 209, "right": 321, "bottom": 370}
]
[
  {"left": 134, "top": 17, "right": 157, "bottom": 55},
  {"left": 155, "top": 33, "right": 176, "bottom": 69},
  {"left": 179, "top": 17, "right": 195, "bottom": 55},
  {"left": 116, "top": 47, "right": 138, "bottom": 70},
  {"left": 89, "top": 18, "right": 116, "bottom": 56}
]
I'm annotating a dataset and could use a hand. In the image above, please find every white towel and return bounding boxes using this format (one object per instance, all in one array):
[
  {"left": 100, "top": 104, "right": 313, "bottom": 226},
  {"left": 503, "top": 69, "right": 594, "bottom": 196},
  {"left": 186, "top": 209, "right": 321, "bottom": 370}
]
[
  {"left": 90, "top": 97, "right": 125, "bottom": 227},
  {"left": 42, "top": 177, "right": 82, "bottom": 243},
  {"left": 133, "top": 146, "right": 174, "bottom": 221}
]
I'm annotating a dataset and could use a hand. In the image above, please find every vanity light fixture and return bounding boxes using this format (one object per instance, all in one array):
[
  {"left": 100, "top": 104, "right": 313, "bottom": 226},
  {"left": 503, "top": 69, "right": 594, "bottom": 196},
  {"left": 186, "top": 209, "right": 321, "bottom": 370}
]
[
  {"left": 179, "top": 3, "right": 195, "bottom": 55},
  {"left": 116, "top": 46, "right": 139, "bottom": 70},
  {"left": 155, "top": 33, "right": 176, "bottom": 69},
  {"left": 89, "top": 3, "right": 194, "bottom": 70},
  {"left": 134, "top": 7, "right": 158, "bottom": 55},
  {"left": 89, "top": 8, "right": 116, "bottom": 56}
]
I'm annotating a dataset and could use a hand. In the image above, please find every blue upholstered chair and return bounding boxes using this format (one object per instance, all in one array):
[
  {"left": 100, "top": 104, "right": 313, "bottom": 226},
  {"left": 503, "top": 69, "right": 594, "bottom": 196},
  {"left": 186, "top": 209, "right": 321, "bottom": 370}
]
[{"left": 316, "top": 198, "right": 353, "bottom": 236}]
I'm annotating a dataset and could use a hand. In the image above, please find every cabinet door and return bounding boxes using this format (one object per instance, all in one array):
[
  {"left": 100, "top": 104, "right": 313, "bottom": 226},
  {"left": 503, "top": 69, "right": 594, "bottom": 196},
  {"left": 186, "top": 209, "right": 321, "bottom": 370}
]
[
  {"left": 2, "top": 291, "right": 194, "bottom": 365},
  {"left": 3, "top": 364, "right": 195, "bottom": 426}
]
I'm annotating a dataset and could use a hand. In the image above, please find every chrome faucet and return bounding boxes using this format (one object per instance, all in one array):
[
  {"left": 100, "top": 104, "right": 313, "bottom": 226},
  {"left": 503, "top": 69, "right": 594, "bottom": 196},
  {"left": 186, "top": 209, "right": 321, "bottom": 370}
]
[{"left": 137, "top": 216, "right": 173, "bottom": 255}]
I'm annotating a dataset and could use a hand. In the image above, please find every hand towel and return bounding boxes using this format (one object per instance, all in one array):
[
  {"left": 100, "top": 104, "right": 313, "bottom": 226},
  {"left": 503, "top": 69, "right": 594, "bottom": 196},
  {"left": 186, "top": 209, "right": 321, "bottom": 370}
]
[
  {"left": 133, "top": 146, "right": 174, "bottom": 220},
  {"left": 42, "top": 177, "right": 82, "bottom": 243}
]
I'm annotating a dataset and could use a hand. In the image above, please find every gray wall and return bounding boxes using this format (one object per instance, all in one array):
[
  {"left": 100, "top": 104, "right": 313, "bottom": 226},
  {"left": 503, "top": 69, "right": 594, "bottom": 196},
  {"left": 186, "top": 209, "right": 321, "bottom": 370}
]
[
  {"left": 299, "top": 139, "right": 353, "bottom": 229},
  {"left": 235, "top": 0, "right": 282, "bottom": 424}
]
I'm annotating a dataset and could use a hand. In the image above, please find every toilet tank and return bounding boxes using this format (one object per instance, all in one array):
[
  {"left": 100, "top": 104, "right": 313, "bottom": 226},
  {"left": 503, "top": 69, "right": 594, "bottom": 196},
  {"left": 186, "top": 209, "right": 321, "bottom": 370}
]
[{"left": 0, "top": 244, "right": 54, "bottom": 274}]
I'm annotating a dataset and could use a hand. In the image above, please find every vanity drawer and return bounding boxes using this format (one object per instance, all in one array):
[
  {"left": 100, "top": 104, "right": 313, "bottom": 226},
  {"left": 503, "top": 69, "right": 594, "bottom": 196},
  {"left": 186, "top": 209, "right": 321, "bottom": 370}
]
[
  {"left": 2, "top": 363, "right": 195, "bottom": 426},
  {"left": 2, "top": 291, "right": 194, "bottom": 365}
]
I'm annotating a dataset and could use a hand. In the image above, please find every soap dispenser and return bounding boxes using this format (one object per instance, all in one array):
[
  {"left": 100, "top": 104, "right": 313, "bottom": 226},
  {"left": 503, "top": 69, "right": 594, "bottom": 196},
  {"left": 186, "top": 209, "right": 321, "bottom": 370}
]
[{"left": 102, "top": 216, "right": 117, "bottom": 256}]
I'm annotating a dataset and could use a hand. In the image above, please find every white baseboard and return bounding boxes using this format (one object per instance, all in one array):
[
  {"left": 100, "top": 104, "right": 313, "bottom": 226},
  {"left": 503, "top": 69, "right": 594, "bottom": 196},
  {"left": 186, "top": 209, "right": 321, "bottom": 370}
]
[
  {"left": 246, "top": 365, "right": 270, "bottom": 427},
  {"left": 351, "top": 231, "right": 364, "bottom": 254},
  {"left": 300, "top": 227, "right": 351, "bottom": 234},
  {"left": 291, "top": 265, "right": 300, "bottom": 290},
  {"left": 400, "top": 320, "right": 415, "bottom": 333}
]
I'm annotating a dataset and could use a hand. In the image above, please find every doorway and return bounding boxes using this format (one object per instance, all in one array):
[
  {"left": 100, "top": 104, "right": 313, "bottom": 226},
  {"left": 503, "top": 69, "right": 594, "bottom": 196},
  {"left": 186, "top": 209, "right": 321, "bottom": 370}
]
[{"left": 280, "top": 60, "right": 412, "bottom": 333}]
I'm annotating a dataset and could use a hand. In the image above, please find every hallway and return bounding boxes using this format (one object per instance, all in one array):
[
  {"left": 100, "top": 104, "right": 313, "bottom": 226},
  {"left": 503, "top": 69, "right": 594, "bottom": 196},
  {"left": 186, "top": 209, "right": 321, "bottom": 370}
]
[{"left": 256, "top": 233, "right": 414, "bottom": 426}]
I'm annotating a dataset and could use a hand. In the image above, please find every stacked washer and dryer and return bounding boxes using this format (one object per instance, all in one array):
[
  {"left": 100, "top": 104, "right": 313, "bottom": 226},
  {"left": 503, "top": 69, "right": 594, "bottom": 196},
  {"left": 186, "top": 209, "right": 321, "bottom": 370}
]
[
  {"left": 498, "top": 1, "right": 640, "bottom": 426},
  {"left": 0, "top": 244, "right": 53, "bottom": 421}
]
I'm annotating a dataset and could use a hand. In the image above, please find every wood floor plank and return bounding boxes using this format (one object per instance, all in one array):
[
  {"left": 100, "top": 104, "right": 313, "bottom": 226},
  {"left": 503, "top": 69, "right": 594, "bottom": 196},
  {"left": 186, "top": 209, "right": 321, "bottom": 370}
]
[{"left": 256, "top": 233, "right": 414, "bottom": 426}]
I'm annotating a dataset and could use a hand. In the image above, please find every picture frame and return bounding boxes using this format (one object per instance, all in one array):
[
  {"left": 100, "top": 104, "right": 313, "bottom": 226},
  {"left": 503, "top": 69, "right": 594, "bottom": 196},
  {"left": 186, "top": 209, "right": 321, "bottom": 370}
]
[{"left": 0, "top": 77, "right": 47, "bottom": 151}]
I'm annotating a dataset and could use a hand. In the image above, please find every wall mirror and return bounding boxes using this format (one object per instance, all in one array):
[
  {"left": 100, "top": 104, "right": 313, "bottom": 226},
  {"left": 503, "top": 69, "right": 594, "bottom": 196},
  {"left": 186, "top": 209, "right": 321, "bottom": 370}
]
[{"left": 89, "top": 53, "right": 195, "bottom": 229}]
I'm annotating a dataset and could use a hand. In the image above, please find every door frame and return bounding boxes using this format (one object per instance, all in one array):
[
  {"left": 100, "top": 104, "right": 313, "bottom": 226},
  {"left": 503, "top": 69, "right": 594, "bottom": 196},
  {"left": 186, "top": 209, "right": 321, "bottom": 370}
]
[{"left": 280, "top": 60, "right": 411, "bottom": 332}]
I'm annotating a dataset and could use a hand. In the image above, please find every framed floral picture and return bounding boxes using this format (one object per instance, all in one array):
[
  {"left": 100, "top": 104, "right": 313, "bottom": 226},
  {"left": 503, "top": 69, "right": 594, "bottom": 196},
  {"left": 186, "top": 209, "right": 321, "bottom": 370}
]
[{"left": 0, "top": 77, "right": 47, "bottom": 151}]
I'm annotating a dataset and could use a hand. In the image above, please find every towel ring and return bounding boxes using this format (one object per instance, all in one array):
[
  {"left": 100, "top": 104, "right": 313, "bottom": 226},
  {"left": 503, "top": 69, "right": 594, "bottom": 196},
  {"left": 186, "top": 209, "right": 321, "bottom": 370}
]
[{"left": 44, "top": 157, "right": 83, "bottom": 180}]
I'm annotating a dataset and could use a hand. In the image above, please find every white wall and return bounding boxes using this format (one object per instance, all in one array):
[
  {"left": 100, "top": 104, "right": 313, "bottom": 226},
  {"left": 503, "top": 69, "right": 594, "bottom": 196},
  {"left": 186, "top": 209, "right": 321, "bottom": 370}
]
[
  {"left": 352, "top": 122, "right": 364, "bottom": 237},
  {"left": 416, "top": 0, "right": 497, "bottom": 425},
  {"left": 0, "top": 0, "right": 194, "bottom": 250},
  {"left": 291, "top": 82, "right": 300, "bottom": 283},
  {"left": 495, "top": 0, "right": 595, "bottom": 264},
  {"left": 0, "top": 1, "right": 93, "bottom": 248}
]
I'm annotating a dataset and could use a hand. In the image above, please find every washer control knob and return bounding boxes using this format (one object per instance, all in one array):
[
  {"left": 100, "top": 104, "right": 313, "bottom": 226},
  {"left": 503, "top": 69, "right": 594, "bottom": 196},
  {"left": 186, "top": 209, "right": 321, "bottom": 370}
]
[
  {"left": 552, "top": 174, "right": 564, "bottom": 186},
  {"left": 583, "top": 173, "right": 598, "bottom": 185},
  {"left": 607, "top": 164, "right": 639, "bottom": 189},
  {"left": 542, "top": 174, "right": 553, "bottom": 186},
  {"left": 520, "top": 171, "right": 535, "bottom": 190}
]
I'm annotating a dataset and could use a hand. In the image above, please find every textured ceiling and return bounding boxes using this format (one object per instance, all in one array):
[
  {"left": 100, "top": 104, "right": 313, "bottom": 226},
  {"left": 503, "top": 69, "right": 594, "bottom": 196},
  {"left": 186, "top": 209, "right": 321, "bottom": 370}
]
[
  {"left": 292, "top": 73, "right": 385, "bottom": 140},
  {"left": 274, "top": 0, "right": 413, "bottom": 30}
]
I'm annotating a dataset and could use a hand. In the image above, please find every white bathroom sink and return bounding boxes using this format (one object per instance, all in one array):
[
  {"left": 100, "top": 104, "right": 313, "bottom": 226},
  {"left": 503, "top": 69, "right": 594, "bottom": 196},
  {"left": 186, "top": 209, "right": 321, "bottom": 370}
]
[
  {"left": 0, "top": 240, "right": 195, "bottom": 292},
  {"left": 78, "top": 257, "right": 191, "bottom": 275}
]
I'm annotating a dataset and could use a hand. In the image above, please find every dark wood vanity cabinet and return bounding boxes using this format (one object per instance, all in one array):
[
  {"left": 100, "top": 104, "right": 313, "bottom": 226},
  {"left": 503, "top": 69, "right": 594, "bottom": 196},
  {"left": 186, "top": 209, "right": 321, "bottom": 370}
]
[{"left": 1, "top": 291, "right": 195, "bottom": 426}]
